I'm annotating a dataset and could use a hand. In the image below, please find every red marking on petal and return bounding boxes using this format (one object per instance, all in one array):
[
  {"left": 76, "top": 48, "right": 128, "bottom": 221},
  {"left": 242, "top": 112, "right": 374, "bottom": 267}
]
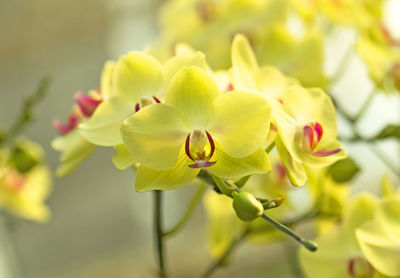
[
  {"left": 312, "top": 148, "right": 341, "bottom": 157},
  {"left": 276, "top": 163, "right": 287, "bottom": 180},
  {"left": 277, "top": 98, "right": 284, "bottom": 105},
  {"left": 153, "top": 96, "right": 161, "bottom": 103},
  {"left": 270, "top": 123, "right": 277, "bottom": 131},
  {"left": 205, "top": 131, "right": 215, "bottom": 159},
  {"left": 2, "top": 168, "right": 27, "bottom": 193},
  {"left": 185, "top": 134, "right": 194, "bottom": 161},
  {"left": 135, "top": 103, "right": 140, "bottom": 112},
  {"left": 302, "top": 125, "right": 314, "bottom": 152},
  {"left": 313, "top": 122, "right": 323, "bottom": 143},
  {"left": 74, "top": 92, "right": 102, "bottom": 117},
  {"left": 348, "top": 259, "right": 355, "bottom": 278},
  {"left": 188, "top": 161, "right": 216, "bottom": 168},
  {"left": 226, "top": 83, "right": 234, "bottom": 92},
  {"left": 53, "top": 114, "right": 80, "bottom": 135},
  {"left": 379, "top": 23, "right": 399, "bottom": 46}
]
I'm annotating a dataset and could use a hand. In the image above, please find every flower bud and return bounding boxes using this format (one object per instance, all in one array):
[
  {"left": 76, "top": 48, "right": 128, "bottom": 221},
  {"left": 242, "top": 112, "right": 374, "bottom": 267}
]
[{"left": 232, "top": 192, "right": 264, "bottom": 222}]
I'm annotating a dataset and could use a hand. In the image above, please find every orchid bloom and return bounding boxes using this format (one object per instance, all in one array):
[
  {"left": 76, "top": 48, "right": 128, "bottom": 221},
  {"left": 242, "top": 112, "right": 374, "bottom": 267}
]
[
  {"left": 356, "top": 178, "right": 400, "bottom": 277},
  {"left": 51, "top": 61, "right": 114, "bottom": 176},
  {"left": 314, "top": 0, "right": 385, "bottom": 30},
  {"left": 0, "top": 139, "right": 52, "bottom": 222},
  {"left": 231, "top": 34, "right": 346, "bottom": 186},
  {"left": 300, "top": 193, "right": 386, "bottom": 278},
  {"left": 78, "top": 49, "right": 209, "bottom": 170},
  {"left": 121, "top": 66, "right": 271, "bottom": 191},
  {"left": 356, "top": 25, "right": 400, "bottom": 94}
]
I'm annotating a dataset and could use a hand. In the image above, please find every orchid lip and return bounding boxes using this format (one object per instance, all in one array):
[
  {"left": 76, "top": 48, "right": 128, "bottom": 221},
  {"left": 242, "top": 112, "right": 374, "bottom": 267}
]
[
  {"left": 312, "top": 148, "right": 342, "bottom": 157},
  {"left": 74, "top": 92, "right": 102, "bottom": 117},
  {"left": 188, "top": 161, "right": 216, "bottom": 169},
  {"left": 348, "top": 257, "right": 374, "bottom": 278},
  {"left": 53, "top": 113, "right": 80, "bottom": 135},
  {"left": 301, "top": 122, "right": 341, "bottom": 157},
  {"left": 185, "top": 130, "right": 216, "bottom": 168},
  {"left": 134, "top": 96, "right": 161, "bottom": 113}
]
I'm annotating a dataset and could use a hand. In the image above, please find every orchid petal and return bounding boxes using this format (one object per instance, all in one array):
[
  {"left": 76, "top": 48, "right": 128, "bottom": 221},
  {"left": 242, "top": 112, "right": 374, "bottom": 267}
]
[
  {"left": 100, "top": 60, "right": 115, "bottom": 98},
  {"left": 112, "top": 144, "right": 136, "bottom": 170},
  {"left": 134, "top": 147, "right": 199, "bottom": 192},
  {"left": 113, "top": 52, "right": 165, "bottom": 102},
  {"left": 231, "top": 34, "right": 259, "bottom": 92},
  {"left": 210, "top": 91, "right": 270, "bottom": 157},
  {"left": 79, "top": 96, "right": 134, "bottom": 146},
  {"left": 165, "top": 66, "right": 220, "bottom": 129},
  {"left": 275, "top": 136, "right": 306, "bottom": 186},
  {"left": 121, "top": 103, "right": 187, "bottom": 170},
  {"left": 208, "top": 146, "right": 271, "bottom": 179}
]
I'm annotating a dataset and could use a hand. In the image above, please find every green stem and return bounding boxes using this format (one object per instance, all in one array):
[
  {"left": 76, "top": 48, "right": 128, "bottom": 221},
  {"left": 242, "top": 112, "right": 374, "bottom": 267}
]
[
  {"left": 354, "top": 88, "right": 376, "bottom": 122},
  {"left": 330, "top": 43, "right": 354, "bottom": 84},
  {"left": 0, "top": 77, "right": 51, "bottom": 146},
  {"left": 204, "top": 173, "right": 317, "bottom": 251},
  {"left": 154, "top": 191, "right": 167, "bottom": 278},
  {"left": 260, "top": 213, "right": 317, "bottom": 252},
  {"left": 163, "top": 183, "right": 206, "bottom": 238},
  {"left": 368, "top": 143, "right": 400, "bottom": 177},
  {"left": 201, "top": 228, "right": 251, "bottom": 278},
  {"left": 285, "top": 240, "right": 305, "bottom": 278}
]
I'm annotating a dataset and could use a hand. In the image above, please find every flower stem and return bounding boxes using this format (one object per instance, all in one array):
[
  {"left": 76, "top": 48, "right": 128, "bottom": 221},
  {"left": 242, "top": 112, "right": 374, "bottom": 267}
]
[
  {"left": 203, "top": 173, "right": 317, "bottom": 252},
  {"left": 163, "top": 183, "right": 206, "bottom": 238},
  {"left": 260, "top": 213, "right": 317, "bottom": 252},
  {"left": 154, "top": 190, "right": 167, "bottom": 278},
  {"left": 354, "top": 88, "right": 376, "bottom": 122},
  {"left": 201, "top": 228, "right": 251, "bottom": 278},
  {"left": 0, "top": 77, "right": 51, "bottom": 147},
  {"left": 330, "top": 42, "right": 354, "bottom": 84}
]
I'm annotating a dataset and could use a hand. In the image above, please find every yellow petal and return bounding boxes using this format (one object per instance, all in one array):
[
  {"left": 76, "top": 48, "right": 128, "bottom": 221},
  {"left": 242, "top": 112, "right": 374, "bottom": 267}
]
[
  {"left": 113, "top": 52, "right": 165, "bottom": 102},
  {"left": 79, "top": 96, "right": 135, "bottom": 146},
  {"left": 210, "top": 91, "right": 270, "bottom": 157},
  {"left": 112, "top": 144, "right": 136, "bottom": 170},
  {"left": 208, "top": 147, "right": 271, "bottom": 179},
  {"left": 165, "top": 66, "right": 220, "bottom": 129},
  {"left": 121, "top": 103, "right": 187, "bottom": 170},
  {"left": 231, "top": 33, "right": 259, "bottom": 92},
  {"left": 134, "top": 147, "right": 199, "bottom": 192}
]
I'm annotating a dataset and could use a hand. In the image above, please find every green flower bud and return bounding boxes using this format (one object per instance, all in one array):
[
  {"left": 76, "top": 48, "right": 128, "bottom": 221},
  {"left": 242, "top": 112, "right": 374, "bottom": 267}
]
[{"left": 232, "top": 192, "right": 264, "bottom": 222}]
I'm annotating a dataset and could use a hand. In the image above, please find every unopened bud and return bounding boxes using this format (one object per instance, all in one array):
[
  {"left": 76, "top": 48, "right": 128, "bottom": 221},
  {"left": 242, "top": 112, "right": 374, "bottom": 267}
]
[
  {"left": 263, "top": 197, "right": 285, "bottom": 210},
  {"left": 232, "top": 192, "right": 264, "bottom": 222}
]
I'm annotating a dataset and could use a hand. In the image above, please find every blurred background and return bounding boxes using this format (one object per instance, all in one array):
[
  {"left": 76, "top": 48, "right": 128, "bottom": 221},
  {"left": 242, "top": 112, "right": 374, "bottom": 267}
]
[{"left": 0, "top": 0, "right": 399, "bottom": 277}]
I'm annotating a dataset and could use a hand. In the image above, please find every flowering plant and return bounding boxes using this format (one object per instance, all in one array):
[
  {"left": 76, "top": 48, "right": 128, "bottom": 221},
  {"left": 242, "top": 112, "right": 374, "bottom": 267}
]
[{"left": 49, "top": 0, "right": 400, "bottom": 277}]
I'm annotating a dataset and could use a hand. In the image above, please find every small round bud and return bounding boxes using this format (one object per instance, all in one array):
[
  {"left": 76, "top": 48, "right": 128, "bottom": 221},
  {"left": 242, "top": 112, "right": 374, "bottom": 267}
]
[{"left": 232, "top": 192, "right": 264, "bottom": 222}]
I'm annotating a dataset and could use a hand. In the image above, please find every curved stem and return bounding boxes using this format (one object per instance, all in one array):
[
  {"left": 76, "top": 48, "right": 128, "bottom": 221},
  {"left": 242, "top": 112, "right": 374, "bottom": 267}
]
[
  {"left": 163, "top": 183, "right": 206, "bottom": 238},
  {"left": 201, "top": 228, "right": 251, "bottom": 278},
  {"left": 154, "top": 190, "right": 167, "bottom": 278}
]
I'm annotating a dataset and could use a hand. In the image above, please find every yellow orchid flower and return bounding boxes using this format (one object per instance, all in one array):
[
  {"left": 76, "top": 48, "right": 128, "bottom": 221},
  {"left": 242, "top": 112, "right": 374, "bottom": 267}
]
[
  {"left": 0, "top": 139, "right": 52, "bottom": 222},
  {"left": 152, "top": 0, "right": 288, "bottom": 70},
  {"left": 314, "top": 0, "right": 386, "bottom": 30},
  {"left": 52, "top": 61, "right": 114, "bottom": 176},
  {"left": 357, "top": 25, "right": 400, "bottom": 94},
  {"left": 231, "top": 34, "right": 346, "bottom": 186},
  {"left": 78, "top": 49, "right": 209, "bottom": 170},
  {"left": 299, "top": 193, "right": 385, "bottom": 278},
  {"left": 356, "top": 177, "right": 400, "bottom": 277},
  {"left": 121, "top": 66, "right": 271, "bottom": 191},
  {"left": 256, "top": 24, "right": 328, "bottom": 88}
]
